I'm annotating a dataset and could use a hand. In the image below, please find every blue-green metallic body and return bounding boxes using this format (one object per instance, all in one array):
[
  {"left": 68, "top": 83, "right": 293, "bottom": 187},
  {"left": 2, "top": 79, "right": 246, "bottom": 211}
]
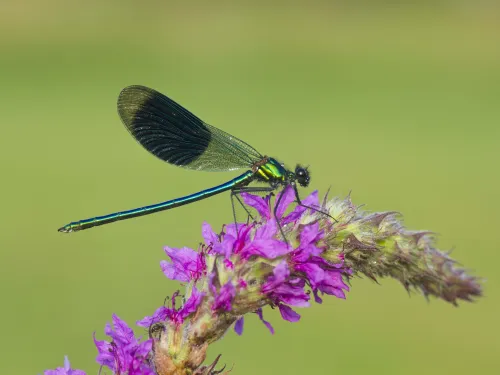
[
  {"left": 59, "top": 158, "right": 290, "bottom": 233},
  {"left": 60, "top": 170, "right": 254, "bottom": 232}
]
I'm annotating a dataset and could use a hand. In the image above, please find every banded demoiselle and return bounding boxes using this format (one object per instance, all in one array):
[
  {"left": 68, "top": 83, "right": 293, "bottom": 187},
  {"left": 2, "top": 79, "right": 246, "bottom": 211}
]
[{"left": 58, "top": 85, "right": 316, "bottom": 233}]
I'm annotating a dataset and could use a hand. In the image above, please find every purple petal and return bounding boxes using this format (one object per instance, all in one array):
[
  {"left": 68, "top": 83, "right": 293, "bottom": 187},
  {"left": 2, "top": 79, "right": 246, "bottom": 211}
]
[
  {"left": 135, "top": 339, "right": 153, "bottom": 358},
  {"left": 253, "top": 218, "right": 278, "bottom": 240},
  {"left": 160, "top": 260, "right": 189, "bottom": 282},
  {"left": 138, "top": 289, "right": 204, "bottom": 327},
  {"left": 256, "top": 308, "right": 275, "bottom": 334},
  {"left": 225, "top": 222, "right": 250, "bottom": 239},
  {"left": 263, "top": 270, "right": 310, "bottom": 307},
  {"left": 109, "top": 314, "right": 135, "bottom": 344},
  {"left": 241, "top": 239, "right": 291, "bottom": 260},
  {"left": 283, "top": 190, "right": 319, "bottom": 224},
  {"left": 278, "top": 304, "right": 301, "bottom": 322},
  {"left": 273, "top": 260, "right": 290, "bottom": 281},
  {"left": 238, "top": 278, "right": 248, "bottom": 288},
  {"left": 295, "top": 263, "right": 325, "bottom": 288},
  {"left": 318, "top": 285, "right": 346, "bottom": 299},
  {"left": 323, "top": 269, "right": 350, "bottom": 290},
  {"left": 44, "top": 356, "right": 87, "bottom": 375},
  {"left": 221, "top": 223, "right": 251, "bottom": 257},
  {"left": 215, "top": 233, "right": 236, "bottom": 257},
  {"left": 299, "top": 222, "right": 322, "bottom": 246},
  {"left": 313, "top": 289, "right": 323, "bottom": 304},
  {"left": 242, "top": 192, "right": 271, "bottom": 219},
  {"left": 271, "top": 283, "right": 310, "bottom": 307},
  {"left": 234, "top": 317, "right": 244, "bottom": 335},
  {"left": 315, "top": 269, "right": 349, "bottom": 299},
  {"left": 309, "top": 254, "right": 343, "bottom": 268},
  {"left": 136, "top": 306, "right": 169, "bottom": 327},
  {"left": 94, "top": 316, "right": 154, "bottom": 375},
  {"left": 202, "top": 222, "right": 218, "bottom": 245},
  {"left": 63, "top": 356, "right": 70, "bottom": 371},
  {"left": 231, "top": 224, "right": 253, "bottom": 254},
  {"left": 291, "top": 245, "right": 313, "bottom": 263},
  {"left": 94, "top": 334, "right": 114, "bottom": 368},
  {"left": 208, "top": 272, "right": 217, "bottom": 296},
  {"left": 179, "top": 287, "right": 204, "bottom": 320},
  {"left": 224, "top": 258, "right": 234, "bottom": 269},
  {"left": 212, "top": 281, "right": 236, "bottom": 311},
  {"left": 164, "top": 245, "right": 198, "bottom": 262},
  {"left": 275, "top": 185, "right": 296, "bottom": 219},
  {"left": 261, "top": 261, "right": 290, "bottom": 293},
  {"left": 161, "top": 246, "right": 203, "bottom": 282}
]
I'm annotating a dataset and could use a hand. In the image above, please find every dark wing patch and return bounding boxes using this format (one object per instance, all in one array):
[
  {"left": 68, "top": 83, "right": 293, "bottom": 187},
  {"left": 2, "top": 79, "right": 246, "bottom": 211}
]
[{"left": 117, "top": 86, "right": 262, "bottom": 171}]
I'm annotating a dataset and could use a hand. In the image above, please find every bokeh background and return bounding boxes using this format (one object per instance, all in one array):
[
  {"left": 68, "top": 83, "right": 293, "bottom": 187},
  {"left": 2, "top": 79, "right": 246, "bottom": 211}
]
[{"left": 1, "top": 1, "right": 498, "bottom": 374}]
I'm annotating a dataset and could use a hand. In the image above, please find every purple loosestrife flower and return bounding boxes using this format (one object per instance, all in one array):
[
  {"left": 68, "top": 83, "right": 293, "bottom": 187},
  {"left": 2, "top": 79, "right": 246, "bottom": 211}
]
[
  {"left": 44, "top": 356, "right": 86, "bottom": 375},
  {"left": 94, "top": 314, "right": 154, "bottom": 375},
  {"left": 161, "top": 246, "right": 206, "bottom": 282}
]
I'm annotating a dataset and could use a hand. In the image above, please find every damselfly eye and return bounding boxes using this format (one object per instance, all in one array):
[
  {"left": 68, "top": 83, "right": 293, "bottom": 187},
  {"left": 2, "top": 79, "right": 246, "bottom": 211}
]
[{"left": 295, "top": 166, "right": 310, "bottom": 187}]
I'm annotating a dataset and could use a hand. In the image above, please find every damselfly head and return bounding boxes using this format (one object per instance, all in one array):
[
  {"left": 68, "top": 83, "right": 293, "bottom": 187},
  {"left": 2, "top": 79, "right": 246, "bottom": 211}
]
[{"left": 295, "top": 165, "right": 310, "bottom": 187}]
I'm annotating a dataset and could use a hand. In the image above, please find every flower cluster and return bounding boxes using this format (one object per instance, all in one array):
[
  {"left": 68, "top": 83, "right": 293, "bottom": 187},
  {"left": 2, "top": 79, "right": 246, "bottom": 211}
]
[
  {"left": 94, "top": 314, "right": 154, "bottom": 375},
  {"left": 133, "top": 187, "right": 351, "bottom": 374},
  {"left": 42, "top": 187, "right": 482, "bottom": 375}
]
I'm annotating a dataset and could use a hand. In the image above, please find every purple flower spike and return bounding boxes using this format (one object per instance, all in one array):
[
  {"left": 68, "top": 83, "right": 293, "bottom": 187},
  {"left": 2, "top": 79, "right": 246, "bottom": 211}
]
[
  {"left": 44, "top": 356, "right": 86, "bottom": 375},
  {"left": 161, "top": 246, "right": 206, "bottom": 282},
  {"left": 42, "top": 166, "right": 483, "bottom": 375},
  {"left": 94, "top": 314, "right": 154, "bottom": 375}
]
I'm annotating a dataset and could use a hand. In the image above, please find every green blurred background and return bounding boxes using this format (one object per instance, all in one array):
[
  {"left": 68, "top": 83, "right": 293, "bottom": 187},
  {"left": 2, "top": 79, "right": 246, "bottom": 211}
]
[{"left": 0, "top": 1, "right": 498, "bottom": 374}]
